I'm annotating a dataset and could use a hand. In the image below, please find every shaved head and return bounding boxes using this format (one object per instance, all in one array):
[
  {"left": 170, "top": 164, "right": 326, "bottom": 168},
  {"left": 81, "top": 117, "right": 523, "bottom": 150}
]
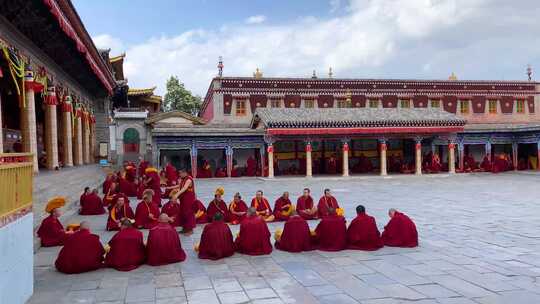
[
  {"left": 388, "top": 208, "right": 397, "bottom": 218},
  {"left": 159, "top": 213, "right": 170, "bottom": 223},
  {"left": 80, "top": 221, "right": 90, "bottom": 230},
  {"left": 247, "top": 207, "right": 257, "bottom": 216}
]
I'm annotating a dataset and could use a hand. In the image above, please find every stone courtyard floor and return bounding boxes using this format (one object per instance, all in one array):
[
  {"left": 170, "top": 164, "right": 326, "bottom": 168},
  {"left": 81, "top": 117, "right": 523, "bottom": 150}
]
[{"left": 30, "top": 172, "right": 540, "bottom": 304}]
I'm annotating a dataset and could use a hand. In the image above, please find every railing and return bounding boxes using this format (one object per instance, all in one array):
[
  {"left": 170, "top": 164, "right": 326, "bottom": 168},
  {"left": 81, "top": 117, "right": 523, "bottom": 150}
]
[{"left": 0, "top": 153, "right": 33, "bottom": 220}]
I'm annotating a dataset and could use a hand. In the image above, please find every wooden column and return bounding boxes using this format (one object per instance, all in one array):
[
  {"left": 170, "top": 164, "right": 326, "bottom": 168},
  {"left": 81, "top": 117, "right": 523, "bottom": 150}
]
[
  {"left": 21, "top": 70, "right": 39, "bottom": 172},
  {"left": 267, "top": 144, "right": 274, "bottom": 178},
  {"left": 190, "top": 144, "right": 198, "bottom": 178},
  {"left": 512, "top": 142, "right": 518, "bottom": 171},
  {"left": 82, "top": 111, "right": 90, "bottom": 164},
  {"left": 342, "top": 141, "right": 349, "bottom": 177},
  {"left": 305, "top": 142, "right": 312, "bottom": 177},
  {"left": 448, "top": 142, "right": 456, "bottom": 174},
  {"left": 379, "top": 139, "right": 387, "bottom": 176},
  {"left": 458, "top": 142, "right": 465, "bottom": 172},
  {"left": 73, "top": 111, "right": 83, "bottom": 166},
  {"left": 62, "top": 100, "right": 73, "bottom": 167},
  {"left": 44, "top": 104, "right": 59, "bottom": 169},
  {"left": 415, "top": 138, "right": 422, "bottom": 175},
  {"left": 226, "top": 145, "right": 233, "bottom": 177}
]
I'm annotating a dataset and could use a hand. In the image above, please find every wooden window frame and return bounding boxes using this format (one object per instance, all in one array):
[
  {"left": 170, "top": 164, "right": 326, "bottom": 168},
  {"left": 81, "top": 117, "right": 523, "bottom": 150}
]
[
  {"left": 400, "top": 99, "right": 410, "bottom": 108},
  {"left": 430, "top": 100, "right": 440, "bottom": 108},
  {"left": 460, "top": 100, "right": 470, "bottom": 114},
  {"left": 516, "top": 100, "right": 525, "bottom": 114},
  {"left": 369, "top": 100, "right": 379, "bottom": 108},
  {"left": 488, "top": 100, "right": 497, "bottom": 114},
  {"left": 235, "top": 100, "right": 247, "bottom": 116}
]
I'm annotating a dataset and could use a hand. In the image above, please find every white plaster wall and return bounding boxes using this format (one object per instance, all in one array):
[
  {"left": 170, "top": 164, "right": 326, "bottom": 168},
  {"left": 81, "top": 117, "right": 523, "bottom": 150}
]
[{"left": 0, "top": 213, "right": 34, "bottom": 304}]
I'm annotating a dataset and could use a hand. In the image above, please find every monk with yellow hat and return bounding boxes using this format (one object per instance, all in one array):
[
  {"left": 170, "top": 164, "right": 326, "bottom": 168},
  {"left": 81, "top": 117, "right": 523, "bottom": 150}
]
[
  {"left": 37, "top": 197, "right": 73, "bottom": 247},
  {"left": 207, "top": 187, "right": 230, "bottom": 222}
]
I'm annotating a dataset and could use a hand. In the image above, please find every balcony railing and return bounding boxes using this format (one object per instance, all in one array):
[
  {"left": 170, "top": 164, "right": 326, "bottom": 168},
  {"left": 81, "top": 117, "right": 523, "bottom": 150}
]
[{"left": 0, "top": 153, "right": 33, "bottom": 220}]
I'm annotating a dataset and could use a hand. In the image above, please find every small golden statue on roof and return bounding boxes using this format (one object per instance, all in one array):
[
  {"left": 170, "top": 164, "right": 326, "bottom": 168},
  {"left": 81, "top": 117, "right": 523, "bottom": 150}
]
[
  {"left": 312, "top": 70, "right": 317, "bottom": 79},
  {"left": 448, "top": 72, "right": 458, "bottom": 81},
  {"left": 328, "top": 67, "right": 333, "bottom": 78},
  {"left": 253, "top": 68, "right": 263, "bottom": 79}
]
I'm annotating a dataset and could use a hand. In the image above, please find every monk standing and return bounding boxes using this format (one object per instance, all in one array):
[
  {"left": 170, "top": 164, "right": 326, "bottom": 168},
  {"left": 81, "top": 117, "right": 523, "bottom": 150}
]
[
  {"left": 207, "top": 187, "right": 230, "bottom": 222},
  {"left": 175, "top": 169, "right": 198, "bottom": 234},
  {"left": 197, "top": 212, "right": 235, "bottom": 260},
  {"left": 317, "top": 189, "right": 340, "bottom": 217},
  {"left": 382, "top": 208, "right": 418, "bottom": 247},
  {"left": 251, "top": 190, "right": 274, "bottom": 222},
  {"left": 134, "top": 190, "right": 160, "bottom": 229},
  {"left": 346, "top": 205, "right": 383, "bottom": 251},
  {"left": 105, "top": 219, "right": 146, "bottom": 271},
  {"left": 137, "top": 156, "right": 149, "bottom": 178},
  {"left": 235, "top": 207, "right": 273, "bottom": 255},
  {"left": 55, "top": 221, "right": 104, "bottom": 274},
  {"left": 314, "top": 208, "right": 347, "bottom": 251},
  {"left": 162, "top": 190, "right": 182, "bottom": 227},
  {"left": 143, "top": 167, "right": 163, "bottom": 206},
  {"left": 296, "top": 188, "right": 317, "bottom": 220},
  {"left": 246, "top": 155, "right": 257, "bottom": 176},
  {"left": 273, "top": 191, "right": 294, "bottom": 221},
  {"left": 107, "top": 196, "right": 135, "bottom": 231},
  {"left": 80, "top": 188, "right": 106, "bottom": 215},
  {"left": 146, "top": 214, "right": 187, "bottom": 266},
  {"left": 275, "top": 211, "right": 314, "bottom": 252},
  {"left": 228, "top": 192, "right": 248, "bottom": 225},
  {"left": 37, "top": 197, "right": 72, "bottom": 247}
]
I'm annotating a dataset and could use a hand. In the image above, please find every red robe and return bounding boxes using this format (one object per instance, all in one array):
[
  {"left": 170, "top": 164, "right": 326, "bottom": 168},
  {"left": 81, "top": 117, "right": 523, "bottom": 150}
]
[
  {"left": 273, "top": 197, "right": 293, "bottom": 221},
  {"left": 382, "top": 212, "right": 418, "bottom": 247},
  {"left": 275, "top": 215, "right": 314, "bottom": 252},
  {"left": 138, "top": 160, "right": 149, "bottom": 178},
  {"left": 198, "top": 220, "right": 235, "bottom": 260},
  {"left": 125, "top": 167, "right": 137, "bottom": 182},
  {"left": 314, "top": 215, "right": 347, "bottom": 251},
  {"left": 246, "top": 157, "right": 257, "bottom": 176},
  {"left": 105, "top": 227, "right": 146, "bottom": 271},
  {"left": 102, "top": 176, "right": 114, "bottom": 194},
  {"left": 228, "top": 199, "right": 248, "bottom": 224},
  {"left": 326, "top": 157, "right": 337, "bottom": 174},
  {"left": 103, "top": 186, "right": 119, "bottom": 208},
  {"left": 215, "top": 168, "right": 227, "bottom": 178},
  {"left": 296, "top": 195, "right": 317, "bottom": 220},
  {"left": 145, "top": 172, "right": 163, "bottom": 206},
  {"left": 195, "top": 199, "right": 208, "bottom": 224},
  {"left": 317, "top": 196, "right": 339, "bottom": 218},
  {"left": 55, "top": 229, "right": 104, "bottom": 274},
  {"left": 162, "top": 200, "right": 181, "bottom": 227},
  {"left": 146, "top": 223, "right": 186, "bottom": 266},
  {"left": 346, "top": 213, "right": 383, "bottom": 251},
  {"left": 464, "top": 155, "right": 477, "bottom": 171},
  {"left": 235, "top": 215, "right": 272, "bottom": 255},
  {"left": 37, "top": 215, "right": 67, "bottom": 247},
  {"left": 134, "top": 201, "right": 160, "bottom": 229},
  {"left": 165, "top": 164, "right": 178, "bottom": 183},
  {"left": 251, "top": 197, "right": 272, "bottom": 216},
  {"left": 480, "top": 156, "right": 492, "bottom": 172},
  {"left": 198, "top": 161, "right": 212, "bottom": 178},
  {"left": 79, "top": 193, "right": 106, "bottom": 215},
  {"left": 179, "top": 176, "right": 197, "bottom": 230},
  {"left": 106, "top": 203, "right": 135, "bottom": 231},
  {"left": 207, "top": 198, "right": 229, "bottom": 222},
  {"left": 119, "top": 177, "right": 138, "bottom": 197}
]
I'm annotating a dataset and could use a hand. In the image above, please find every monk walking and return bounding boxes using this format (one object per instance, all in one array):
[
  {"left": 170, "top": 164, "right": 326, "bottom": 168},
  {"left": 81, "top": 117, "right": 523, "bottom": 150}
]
[
  {"left": 207, "top": 187, "right": 230, "bottom": 222},
  {"left": 146, "top": 214, "right": 187, "bottom": 266},
  {"left": 275, "top": 211, "right": 314, "bottom": 252},
  {"left": 251, "top": 190, "right": 274, "bottom": 222},
  {"left": 235, "top": 207, "right": 273, "bottom": 255},
  {"left": 197, "top": 212, "right": 235, "bottom": 260},
  {"left": 177, "top": 169, "right": 197, "bottom": 234},
  {"left": 228, "top": 192, "right": 248, "bottom": 225},
  {"left": 37, "top": 197, "right": 72, "bottom": 247},
  {"left": 317, "top": 189, "right": 340, "bottom": 217},
  {"left": 134, "top": 190, "right": 160, "bottom": 229},
  {"left": 105, "top": 219, "right": 146, "bottom": 271},
  {"left": 346, "top": 205, "right": 383, "bottom": 251},
  {"left": 296, "top": 188, "right": 317, "bottom": 220},
  {"left": 79, "top": 188, "right": 106, "bottom": 215},
  {"left": 55, "top": 221, "right": 104, "bottom": 274},
  {"left": 314, "top": 208, "right": 347, "bottom": 251},
  {"left": 273, "top": 191, "right": 294, "bottom": 221},
  {"left": 382, "top": 208, "right": 418, "bottom": 247},
  {"left": 107, "top": 196, "right": 135, "bottom": 231}
]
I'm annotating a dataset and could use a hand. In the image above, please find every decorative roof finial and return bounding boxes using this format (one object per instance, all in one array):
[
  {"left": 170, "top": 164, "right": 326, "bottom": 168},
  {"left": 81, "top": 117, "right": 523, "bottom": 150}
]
[
  {"left": 448, "top": 72, "right": 457, "bottom": 81},
  {"left": 328, "top": 67, "right": 333, "bottom": 79},
  {"left": 217, "top": 56, "right": 224, "bottom": 77},
  {"left": 527, "top": 64, "right": 532, "bottom": 81},
  {"left": 253, "top": 67, "right": 263, "bottom": 79},
  {"left": 311, "top": 70, "right": 317, "bottom": 79}
]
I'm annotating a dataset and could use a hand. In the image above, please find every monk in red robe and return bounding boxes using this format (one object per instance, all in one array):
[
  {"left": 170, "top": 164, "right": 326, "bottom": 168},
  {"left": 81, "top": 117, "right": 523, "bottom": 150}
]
[
  {"left": 355, "top": 153, "right": 373, "bottom": 173},
  {"left": 197, "top": 212, "right": 235, "bottom": 260},
  {"left": 164, "top": 162, "right": 178, "bottom": 184},
  {"left": 228, "top": 192, "right": 248, "bottom": 225},
  {"left": 134, "top": 190, "right": 160, "bottom": 229},
  {"left": 215, "top": 167, "right": 227, "bottom": 178},
  {"left": 382, "top": 208, "right": 418, "bottom": 247},
  {"left": 317, "top": 189, "right": 340, "bottom": 218},
  {"left": 235, "top": 208, "right": 273, "bottom": 255},
  {"left": 463, "top": 153, "right": 477, "bottom": 172},
  {"left": 275, "top": 211, "right": 314, "bottom": 252},
  {"left": 246, "top": 156, "right": 257, "bottom": 176},
  {"left": 166, "top": 169, "right": 198, "bottom": 234},
  {"left": 347, "top": 205, "right": 383, "bottom": 251},
  {"left": 480, "top": 154, "right": 492, "bottom": 172},
  {"left": 314, "top": 208, "right": 347, "bottom": 251},
  {"left": 231, "top": 165, "right": 240, "bottom": 177},
  {"left": 37, "top": 197, "right": 72, "bottom": 247},
  {"left": 105, "top": 219, "right": 146, "bottom": 271},
  {"left": 144, "top": 168, "right": 163, "bottom": 207},
  {"left": 80, "top": 188, "right": 105, "bottom": 215},
  {"left": 107, "top": 196, "right": 135, "bottom": 231},
  {"left": 118, "top": 174, "right": 138, "bottom": 197},
  {"left": 251, "top": 190, "right": 274, "bottom": 222},
  {"left": 326, "top": 155, "right": 338, "bottom": 174},
  {"left": 273, "top": 191, "right": 293, "bottom": 221},
  {"left": 103, "top": 181, "right": 119, "bottom": 208},
  {"left": 102, "top": 173, "right": 115, "bottom": 194},
  {"left": 161, "top": 190, "right": 181, "bottom": 227},
  {"left": 55, "top": 221, "right": 104, "bottom": 274},
  {"left": 138, "top": 157, "right": 149, "bottom": 178},
  {"left": 198, "top": 160, "right": 212, "bottom": 178},
  {"left": 430, "top": 153, "right": 442, "bottom": 173},
  {"left": 195, "top": 199, "right": 208, "bottom": 223},
  {"left": 146, "top": 214, "right": 186, "bottom": 266},
  {"left": 296, "top": 188, "right": 317, "bottom": 220},
  {"left": 207, "top": 187, "right": 230, "bottom": 222}
]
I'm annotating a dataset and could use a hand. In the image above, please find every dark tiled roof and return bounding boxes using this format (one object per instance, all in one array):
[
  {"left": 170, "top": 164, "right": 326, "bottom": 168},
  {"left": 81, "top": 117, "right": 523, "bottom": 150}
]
[
  {"left": 252, "top": 108, "right": 466, "bottom": 128},
  {"left": 464, "top": 123, "right": 540, "bottom": 133}
]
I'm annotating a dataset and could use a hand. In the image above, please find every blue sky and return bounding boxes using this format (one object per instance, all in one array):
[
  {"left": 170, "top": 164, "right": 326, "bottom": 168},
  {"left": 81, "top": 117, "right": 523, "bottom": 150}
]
[{"left": 73, "top": 0, "right": 540, "bottom": 96}]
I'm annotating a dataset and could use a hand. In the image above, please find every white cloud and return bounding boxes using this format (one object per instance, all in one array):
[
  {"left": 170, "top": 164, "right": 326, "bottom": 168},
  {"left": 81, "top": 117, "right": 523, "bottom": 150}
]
[
  {"left": 92, "top": 34, "right": 124, "bottom": 54},
  {"left": 107, "top": 0, "right": 540, "bottom": 97},
  {"left": 245, "top": 15, "right": 267, "bottom": 25},
  {"left": 330, "top": 0, "right": 341, "bottom": 13}
]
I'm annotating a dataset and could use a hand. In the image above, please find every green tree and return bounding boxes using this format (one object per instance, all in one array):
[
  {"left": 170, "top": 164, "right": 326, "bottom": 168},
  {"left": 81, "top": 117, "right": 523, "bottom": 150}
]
[{"left": 163, "top": 76, "right": 202, "bottom": 115}]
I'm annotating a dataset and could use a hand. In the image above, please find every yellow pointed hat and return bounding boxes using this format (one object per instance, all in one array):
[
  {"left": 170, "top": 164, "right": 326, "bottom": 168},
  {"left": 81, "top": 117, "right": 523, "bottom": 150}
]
[
  {"left": 45, "top": 196, "right": 66, "bottom": 213},
  {"left": 215, "top": 187, "right": 224, "bottom": 196}
]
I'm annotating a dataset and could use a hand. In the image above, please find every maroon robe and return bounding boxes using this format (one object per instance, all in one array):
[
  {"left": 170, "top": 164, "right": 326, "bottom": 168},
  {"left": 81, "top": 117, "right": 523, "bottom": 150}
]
[
  {"left": 106, "top": 203, "right": 135, "bottom": 231},
  {"left": 79, "top": 193, "right": 106, "bottom": 215},
  {"left": 134, "top": 201, "right": 160, "bottom": 229},
  {"left": 273, "top": 197, "right": 293, "bottom": 221},
  {"left": 314, "top": 215, "right": 347, "bottom": 251},
  {"left": 464, "top": 155, "right": 477, "bottom": 171},
  {"left": 195, "top": 199, "right": 208, "bottom": 224},
  {"left": 165, "top": 164, "right": 178, "bottom": 183},
  {"left": 275, "top": 215, "right": 314, "bottom": 252},
  {"left": 105, "top": 227, "right": 146, "bottom": 271},
  {"left": 251, "top": 197, "right": 272, "bottom": 216},
  {"left": 246, "top": 156, "right": 257, "bottom": 176},
  {"left": 346, "top": 213, "right": 383, "bottom": 251},
  {"left": 146, "top": 223, "right": 186, "bottom": 266},
  {"left": 198, "top": 220, "right": 235, "bottom": 260},
  {"left": 138, "top": 160, "right": 149, "bottom": 178},
  {"left": 37, "top": 214, "right": 67, "bottom": 247},
  {"left": 382, "top": 212, "right": 418, "bottom": 247},
  {"left": 119, "top": 177, "right": 138, "bottom": 197},
  {"left": 326, "top": 157, "right": 337, "bottom": 174},
  {"left": 228, "top": 199, "right": 248, "bottom": 224},
  {"left": 162, "top": 200, "right": 181, "bottom": 227},
  {"left": 480, "top": 156, "right": 492, "bottom": 171},
  {"left": 215, "top": 168, "right": 227, "bottom": 178},
  {"left": 317, "top": 196, "right": 339, "bottom": 218},
  {"left": 296, "top": 195, "right": 317, "bottom": 220},
  {"left": 102, "top": 176, "right": 114, "bottom": 194},
  {"left": 207, "top": 198, "right": 230, "bottom": 222},
  {"left": 235, "top": 215, "right": 272, "bottom": 255},
  {"left": 55, "top": 229, "right": 104, "bottom": 274},
  {"left": 178, "top": 176, "right": 197, "bottom": 230},
  {"left": 145, "top": 172, "right": 163, "bottom": 206},
  {"left": 355, "top": 155, "right": 373, "bottom": 173},
  {"left": 198, "top": 161, "right": 212, "bottom": 178}
]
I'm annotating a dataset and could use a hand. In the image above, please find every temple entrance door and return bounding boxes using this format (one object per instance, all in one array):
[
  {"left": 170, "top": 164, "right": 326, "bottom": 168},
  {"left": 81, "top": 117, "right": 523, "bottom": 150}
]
[
  {"left": 349, "top": 139, "right": 377, "bottom": 174},
  {"left": 160, "top": 149, "right": 191, "bottom": 171},
  {"left": 273, "top": 141, "right": 301, "bottom": 176},
  {"left": 122, "top": 128, "right": 140, "bottom": 161},
  {"left": 517, "top": 143, "right": 537, "bottom": 170}
]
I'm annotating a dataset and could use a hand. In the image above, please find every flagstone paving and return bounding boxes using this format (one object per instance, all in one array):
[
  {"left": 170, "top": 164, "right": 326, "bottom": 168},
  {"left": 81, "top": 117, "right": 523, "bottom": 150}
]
[{"left": 30, "top": 172, "right": 540, "bottom": 304}]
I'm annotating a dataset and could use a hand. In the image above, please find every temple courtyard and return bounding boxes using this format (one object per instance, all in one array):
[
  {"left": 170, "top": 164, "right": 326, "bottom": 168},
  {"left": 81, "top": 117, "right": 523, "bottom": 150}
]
[{"left": 30, "top": 171, "right": 540, "bottom": 304}]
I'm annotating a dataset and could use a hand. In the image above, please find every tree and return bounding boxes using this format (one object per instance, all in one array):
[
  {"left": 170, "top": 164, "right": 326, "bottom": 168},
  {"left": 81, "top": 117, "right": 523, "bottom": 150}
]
[{"left": 162, "top": 76, "right": 202, "bottom": 115}]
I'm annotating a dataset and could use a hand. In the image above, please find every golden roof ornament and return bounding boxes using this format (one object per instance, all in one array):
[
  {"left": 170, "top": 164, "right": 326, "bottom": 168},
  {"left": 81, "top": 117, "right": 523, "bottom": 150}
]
[
  {"left": 311, "top": 70, "right": 317, "bottom": 79},
  {"left": 448, "top": 72, "right": 457, "bottom": 81},
  {"left": 328, "top": 67, "right": 333, "bottom": 79},
  {"left": 253, "top": 67, "right": 263, "bottom": 79}
]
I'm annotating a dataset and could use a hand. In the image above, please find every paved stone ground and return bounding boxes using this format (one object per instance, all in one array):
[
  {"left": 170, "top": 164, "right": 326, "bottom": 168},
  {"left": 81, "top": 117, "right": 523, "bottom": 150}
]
[{"left": 30, "top": 172, "right": 540, "bottom": 304}]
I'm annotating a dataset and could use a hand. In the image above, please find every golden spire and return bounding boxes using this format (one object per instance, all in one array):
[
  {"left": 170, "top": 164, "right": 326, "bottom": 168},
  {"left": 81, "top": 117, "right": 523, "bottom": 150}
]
[
  {"left": 448, "top": 72, "right": 457, "bottom": 81},
  {"left": 328, "top": 67, "right": 333, "bottom": 78},
  {"left": 253, "top": 67, "right": 263, "bottom": 79}
]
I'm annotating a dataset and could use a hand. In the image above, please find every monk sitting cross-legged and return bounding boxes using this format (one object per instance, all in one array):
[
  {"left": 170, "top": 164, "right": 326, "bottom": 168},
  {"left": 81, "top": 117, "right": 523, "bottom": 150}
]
[
  {"left": 251, "top": 190, "right": 275, "bottom": 222},
  {"left": 105, "top": 219, "right": 146, "bottom": 271},
  {"left": 134, "top": 189, "right": 160, "bottom": 229},
  {"left": 296, "top": 188, "right": 317, "bottom": 220},
  {"left": 381, "top": 208, "right": 418, "bottom": 248},
  {"left": 346, "top": 205, "right": 383, "bottom": 251},
  {"left": 146, "top": 214, "right": 187, "bottom": 266},
  {"left": 107, "top": 196, "right": 135, "bottom": 231},
  {"left": 273, "top": 191, "right": 294, "bottom": 221},
  {"left": 207, "top": 187, "right": 230, "bottom": 222},
  {"left": 197, "top": 212, "right": 235, "bottom": 260},
  {"left": 228, "top": 192, "right": 248, "bottom": 225},
  {"left": 235, "top": 207, "right": 273, "bottom": 255},
  {"left": 37, "top": 197, "right": 73, "bottom": 247},
  {"left": 317, "top": 189, "right": 340, "bottom": 218},
  {"left": 314, "top": 207, "right": 347, "bottom": 251},
  {"left": 195, "top": 199, "right": 208, "bottom": 224},
  {"left": 275, "top": 211, "right": 314, "bottom": 252},
  {"left": 161, "top": 189, "right": 182, "bottom": 227},
  {"left": 79, "top": 188, "right": 106, "bottom": 215},
  {"left": 55, "top": 221, "right": 104, "bottom": 274}
]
